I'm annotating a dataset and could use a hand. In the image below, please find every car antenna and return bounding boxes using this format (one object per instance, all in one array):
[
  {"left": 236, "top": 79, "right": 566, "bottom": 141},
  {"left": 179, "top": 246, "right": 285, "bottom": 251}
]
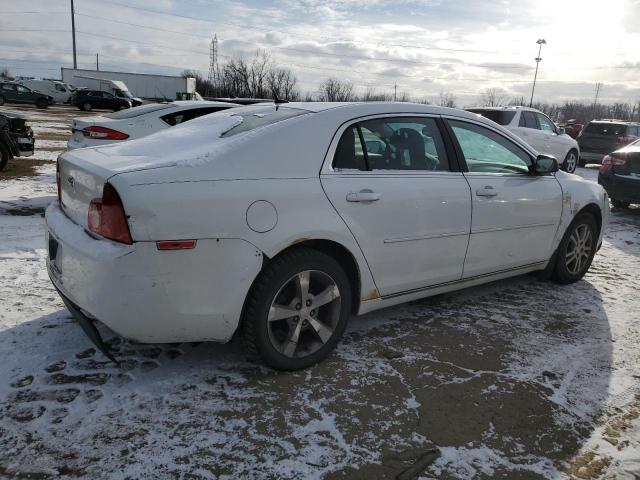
[{"left": 272, "top": 89, "right": 289, "bottom": 110}]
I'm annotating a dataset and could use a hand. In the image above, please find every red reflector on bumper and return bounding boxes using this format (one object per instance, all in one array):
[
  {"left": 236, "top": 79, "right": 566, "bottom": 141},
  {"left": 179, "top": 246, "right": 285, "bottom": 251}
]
[{"left": 156, "top": 240, "right": 197, "bottom": 250}]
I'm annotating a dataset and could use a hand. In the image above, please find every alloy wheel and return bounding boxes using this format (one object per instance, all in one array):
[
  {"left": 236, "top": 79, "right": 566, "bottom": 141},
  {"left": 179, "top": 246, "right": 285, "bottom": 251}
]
[
  {"left": 565, "top": 224, "right": 593, "bottom": 275},
  {"left": 565, "top": 152, "right": 577, "bottom": 173},
  {"left": 266, "top": 270, "right": 341, "bottom": 359}
]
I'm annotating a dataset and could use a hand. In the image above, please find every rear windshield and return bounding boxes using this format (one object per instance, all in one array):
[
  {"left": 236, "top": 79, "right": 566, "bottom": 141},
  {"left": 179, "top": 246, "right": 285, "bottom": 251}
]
[
  {"left": 584, "top": 122, "right": 628, "bottom": 136},
  {"left": 221, "top": 106, "right": 308, "bottom": 137},
  {"left": 104, "top": 103, "right": 172, "bottom": 119},
  {"left": 467, "top": 109, "right": 517, "bottom": 126}
]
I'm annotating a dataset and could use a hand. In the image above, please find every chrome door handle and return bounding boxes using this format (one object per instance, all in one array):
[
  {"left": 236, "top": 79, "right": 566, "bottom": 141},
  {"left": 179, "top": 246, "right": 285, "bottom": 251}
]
[
  {"left": 476, "top": 186, "right": 498, "bottom": 197},
  {"left": 346, "top": 190, "right": 381, "bottom": 202}
]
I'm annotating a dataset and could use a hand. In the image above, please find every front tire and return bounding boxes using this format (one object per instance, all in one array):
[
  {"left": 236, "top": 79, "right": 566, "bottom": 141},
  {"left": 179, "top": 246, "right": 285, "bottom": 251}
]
[
  {"left": 82, "top": 102, "right": 92, "bottom": 112},
  {"left": 36, "top": 99, "right": 48, "bottom": 109},
  {"left": 0, "top": 144, "right": 11, "bottom": 171},
  {"left": 552, "top": 213, "right": 598, "bottom": 284},
  {"left": 242, "top": 247, "right": 351, "bottom": 370},
  {"left": 563, "top": 150, "right": 578, "bottom": 173}
]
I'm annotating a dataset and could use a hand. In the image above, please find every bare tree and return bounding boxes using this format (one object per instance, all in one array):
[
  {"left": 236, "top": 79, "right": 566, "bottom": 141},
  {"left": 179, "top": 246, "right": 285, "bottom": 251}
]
[
  {"left": 0, "top": 67, "right": 12, "bottom": 80},
  {"left": 480, "top": 88, "right": 506, "bottom": 107},
  {"left": 438, "top": 91, "right": 456, "bottom": 108},
  {"left": 318, "top": 78, "right": 354, "bottom": 102},
  {"left": 267, "top": 67, "right": 298, "bottom": 100}
]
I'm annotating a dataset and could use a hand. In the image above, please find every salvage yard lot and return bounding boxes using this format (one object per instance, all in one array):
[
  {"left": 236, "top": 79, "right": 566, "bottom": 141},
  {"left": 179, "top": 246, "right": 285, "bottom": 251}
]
[{"left": 0, "top": 106, "right": 639, "bottom": 479}]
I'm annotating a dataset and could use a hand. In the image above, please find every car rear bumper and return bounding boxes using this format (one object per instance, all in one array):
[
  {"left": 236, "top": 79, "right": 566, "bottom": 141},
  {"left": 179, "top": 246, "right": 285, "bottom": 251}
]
[
  {"left": 45, "top": 201, "right": 263, "bottom": 344},
  {"left": 598, "top": 174, "right": 640, "bottom": 203}
]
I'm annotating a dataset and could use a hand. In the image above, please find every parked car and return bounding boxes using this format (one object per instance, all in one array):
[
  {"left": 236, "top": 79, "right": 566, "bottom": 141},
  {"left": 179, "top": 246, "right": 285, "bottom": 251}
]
[
  {"left": 578, "top": 120, "right": 640, "bottom": 165},
  {"left": 67, "top": 101, "right": 239, "bottom": 150},
  {"left": 466, "top": 106, "right": 580, "bottom": 173},
  {"left": 561, "top": 119, "right": 584, "bottom": 139},
  {"left": 19, "top": 79, "right": 73, "bottom": 104},
  {"left": 598, "top": 138, "right": 640, "bottom": 208},
  {"left": 47, "top": 102, "right": 608, "bottom": 370},
  {"left": 71, "top": 90, "right": 131, "bottom": 112},
  {"left": 0, "top": 82, "right": 53, "bottom": 109},
  {"left": 0, "top": 110, "right": 35, "bottom": 171}
]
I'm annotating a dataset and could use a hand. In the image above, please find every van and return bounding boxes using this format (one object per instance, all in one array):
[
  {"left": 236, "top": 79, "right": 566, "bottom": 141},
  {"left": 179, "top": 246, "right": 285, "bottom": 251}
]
[{"left": 19, "top": 79, "right": 72, "bottom": 104}]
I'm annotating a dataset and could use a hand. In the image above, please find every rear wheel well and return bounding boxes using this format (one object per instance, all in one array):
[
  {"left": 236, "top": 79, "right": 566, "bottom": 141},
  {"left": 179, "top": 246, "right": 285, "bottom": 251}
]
[{"left": 268, "top": 240, "right": 362, "bottom": 314}]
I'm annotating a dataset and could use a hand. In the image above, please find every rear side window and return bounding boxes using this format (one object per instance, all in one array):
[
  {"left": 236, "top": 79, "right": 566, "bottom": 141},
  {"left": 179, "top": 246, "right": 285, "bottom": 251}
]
[
  {"left": 332, "top": 117, "right": 450, "bottom": 171},
  {"left": 220, "top": 106, "right": 308, "bottom": 137},
  {"left": 584, "top": 123, "right": 628, "bottom": 136},
  {"left": 467, "top": 109, "right": 516, "bottom": 126},
  {"left": 518, "top": 111, "right": 539, "bottom": 129},
  {"left": 161, "top": 106, "right": 229, "bottom": 126},
  {"left": 106, "top": 103, "right": 172, "bottom": 119}
]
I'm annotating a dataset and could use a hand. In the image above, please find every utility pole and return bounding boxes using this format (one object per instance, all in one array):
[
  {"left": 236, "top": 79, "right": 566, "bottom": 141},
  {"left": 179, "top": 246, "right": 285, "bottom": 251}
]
[
  {"left": 70, "top": 0, "right": 77, "bottom": 69},
  {"left": 529, "top": 38, "right": 546, "bottom": 107},
  {"left": 96, "top": 53, "right": 99, "bottom": 71},
  {"left": 394, "top": 83, "right": 397, "bottom": 102},
  {"left": 593, "top": 82, "right": 603, "bottom": 119}
]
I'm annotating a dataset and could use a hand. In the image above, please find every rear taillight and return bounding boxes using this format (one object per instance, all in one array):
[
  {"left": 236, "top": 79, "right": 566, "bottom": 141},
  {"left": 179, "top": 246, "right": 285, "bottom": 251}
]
[
  {"left": 87, "top": 183, "right": 133, "bottom": 244},
  {"left": 56, "top": 157, "right": 61, "bottom": 204},
  {"left": 82, "top": 126, "right": 129, "bottom": 140},
  {"left": 599, "top": 154, "right": 627, "bottom": 174}
]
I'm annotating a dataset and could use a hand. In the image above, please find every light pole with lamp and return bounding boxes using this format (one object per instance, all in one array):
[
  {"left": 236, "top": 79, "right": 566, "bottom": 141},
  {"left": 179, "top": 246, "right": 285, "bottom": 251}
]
[{"left": 529, "top": 38, "right": 546, "bottom": 107}]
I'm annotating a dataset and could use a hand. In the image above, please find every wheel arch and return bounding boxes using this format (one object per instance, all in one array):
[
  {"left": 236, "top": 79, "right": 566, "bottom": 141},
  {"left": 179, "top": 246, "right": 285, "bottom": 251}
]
[
  {"left": 264, "top": 239, "right": 363, "bottom": 315},
  {"left": 577, "top": 202, "right": 603, "bottom": 237}
]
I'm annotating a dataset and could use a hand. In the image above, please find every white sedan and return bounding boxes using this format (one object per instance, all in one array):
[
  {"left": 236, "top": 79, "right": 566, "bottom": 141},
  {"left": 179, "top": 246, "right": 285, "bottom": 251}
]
[
  {"left": 47, "top": 102, "right": 609, "bottom": 370},
  {"left": 466, "top": 106, "right": 581, "bottom": 173},
  {"left": 67, "top": 100, "right": 238, "bottom": 150}
]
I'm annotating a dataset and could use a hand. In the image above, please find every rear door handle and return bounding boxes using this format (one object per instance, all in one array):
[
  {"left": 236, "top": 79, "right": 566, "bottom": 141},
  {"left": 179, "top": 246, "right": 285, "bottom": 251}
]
[
  {"left": 476, "top": 186, "right": 498, "bottom": 197},
  {"left": 346, "top": 189, "right": 381, "bottom": 202}
]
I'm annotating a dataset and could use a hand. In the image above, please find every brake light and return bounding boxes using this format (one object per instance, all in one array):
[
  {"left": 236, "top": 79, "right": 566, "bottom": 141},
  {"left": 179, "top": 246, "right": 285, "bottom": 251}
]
[
  {"left": 156, "top": 240, "right": 197, "bottom": 250},
  {"left": 56, "top": 157, "right": 61, "bottom": 204},
  {"left": 599, "top": 154, "right": 626, "bottom": 174},
  {"left": 87, "top": 183, "right": 133, "bottom": 244},
  {"left": 82, "top": 126, "right": 129, "bottom": 140}
]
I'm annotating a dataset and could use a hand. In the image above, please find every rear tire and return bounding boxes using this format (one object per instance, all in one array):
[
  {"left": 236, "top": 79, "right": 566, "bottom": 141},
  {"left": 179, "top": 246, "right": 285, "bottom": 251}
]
[
  {"left": 611, "top": 199, "right": 630, "bottom": 209},
  {"left": 242, "top": 247, "right": 351, "bottom": 370},
  {"left": 36, "top": 99, "right": 48, "bottom": 109},
  {"left": 0, "top": 144, "right": 11, "bottom": 171},
  {"left": 552, "top": 213, "right": 598, "bottom": 284},
  {"left": 82, "top": 102, "right": 92, "bottom": 112},
  {"left": 562, "top": 150, "right": 578, "bottom": 173}
]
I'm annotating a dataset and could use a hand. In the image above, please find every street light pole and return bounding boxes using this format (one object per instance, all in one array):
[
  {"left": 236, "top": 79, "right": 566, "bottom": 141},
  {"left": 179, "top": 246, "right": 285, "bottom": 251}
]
[
  {"left": 529, "top": 38, "right": 546, "bottom": 107},
  {"left": 70, "top": 0, "right": 77, "bottom": 69}
]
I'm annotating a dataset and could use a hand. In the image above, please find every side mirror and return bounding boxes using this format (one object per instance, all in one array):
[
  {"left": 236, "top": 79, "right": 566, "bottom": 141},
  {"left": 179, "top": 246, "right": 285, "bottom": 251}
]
[
  {"left": 557, "top": 127, "right": 565, "bottom": 136},
  {"left": 534, "top": 154, "right": 558, "bottom": 174}
]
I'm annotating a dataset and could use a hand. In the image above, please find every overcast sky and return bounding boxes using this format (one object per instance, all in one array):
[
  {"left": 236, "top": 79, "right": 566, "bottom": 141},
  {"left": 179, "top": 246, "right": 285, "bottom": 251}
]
[{"left": 1, "top": 0, "right": 639, "bottom": 105}]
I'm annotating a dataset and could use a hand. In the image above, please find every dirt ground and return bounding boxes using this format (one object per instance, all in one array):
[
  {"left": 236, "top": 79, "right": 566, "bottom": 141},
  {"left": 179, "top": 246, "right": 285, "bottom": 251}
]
[{"left": 0, "top": 105, "right": 639, "bottom": 479}]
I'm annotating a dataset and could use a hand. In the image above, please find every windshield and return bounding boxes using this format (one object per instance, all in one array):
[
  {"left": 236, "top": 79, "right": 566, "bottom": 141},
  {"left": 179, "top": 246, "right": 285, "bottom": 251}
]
[
  {"left": 467, "top": 109, "right": 517, "bottom": 126},
  {"left": 220, "top": 105, "right": 309, "bottom": 137},
  {"left": 104, "top": 103, "right": 173, "bottom": 119},
  {"left": 115, "top": 89, "right": 133, "bottom": 99}
]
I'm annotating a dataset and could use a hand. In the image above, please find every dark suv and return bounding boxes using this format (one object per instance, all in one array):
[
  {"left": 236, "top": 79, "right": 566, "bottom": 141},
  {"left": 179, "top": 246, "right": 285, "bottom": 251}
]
[
  {"left": 0, "top": 110, "right": 35, "bottom": 171},
  {"left": 71, "top": 90, "right": 132, "bottom": 112},
  {"left": 0, "top": 82, "right": 53, "bottom": 109},
  {"left": 578, "top": 120, "right": 640, "bottom": 165}
]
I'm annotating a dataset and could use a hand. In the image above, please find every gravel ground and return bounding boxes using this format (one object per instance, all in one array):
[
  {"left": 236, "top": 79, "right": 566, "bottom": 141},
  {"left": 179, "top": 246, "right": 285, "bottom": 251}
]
[{"left": 0, "top": 106, "right": 639, "bottom": 480}]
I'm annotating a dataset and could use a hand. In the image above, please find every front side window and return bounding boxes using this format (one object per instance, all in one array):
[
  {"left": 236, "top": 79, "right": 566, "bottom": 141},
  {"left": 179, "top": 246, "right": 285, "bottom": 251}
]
[
  {"left": 467, "top": 109, "right": 516, "bottom": 126},
  {"left": 332, "top": 117, "right": 450, "bottom": 172},
  {"left": 536, "top": 113, "right": 555, "bottom": 132},
  {"left": 55, "top": 83, "right": 66, "bottom": 92},
  {"left": 16, "top": 85, "right": 30, "bottom": 93},
  {"left": 449, "top": 120, "right": 531, "bottom": 174},
  {"left": 102, "top": 92, "right": 114, "bottom": 99}
]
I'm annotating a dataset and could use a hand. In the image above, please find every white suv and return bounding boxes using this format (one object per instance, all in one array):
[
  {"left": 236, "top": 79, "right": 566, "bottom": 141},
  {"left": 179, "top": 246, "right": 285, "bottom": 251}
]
[{"left": 467, "top": 106, "right": 580, "bottom": 173}]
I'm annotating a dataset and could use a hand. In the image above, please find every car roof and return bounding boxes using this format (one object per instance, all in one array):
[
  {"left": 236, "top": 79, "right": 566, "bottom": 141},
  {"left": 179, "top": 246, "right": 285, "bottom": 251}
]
[
  {"left": 588, "top": 119, "right": 639, "bottom": 125},
  {"left": 281, "top": 101, "right": 486, "bottom": 119},
  {"left": 169, "top": 100, "right": 240, "bottom": 108},
  {"left": 466, "top": 105, "right": 541, "bottom": 113}
]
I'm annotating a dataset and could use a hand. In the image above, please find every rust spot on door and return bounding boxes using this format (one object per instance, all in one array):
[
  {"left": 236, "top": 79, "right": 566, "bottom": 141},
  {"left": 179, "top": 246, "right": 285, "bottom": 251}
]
[{"left": 363, "top": 288, "right": 380, "bottom": 301}]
